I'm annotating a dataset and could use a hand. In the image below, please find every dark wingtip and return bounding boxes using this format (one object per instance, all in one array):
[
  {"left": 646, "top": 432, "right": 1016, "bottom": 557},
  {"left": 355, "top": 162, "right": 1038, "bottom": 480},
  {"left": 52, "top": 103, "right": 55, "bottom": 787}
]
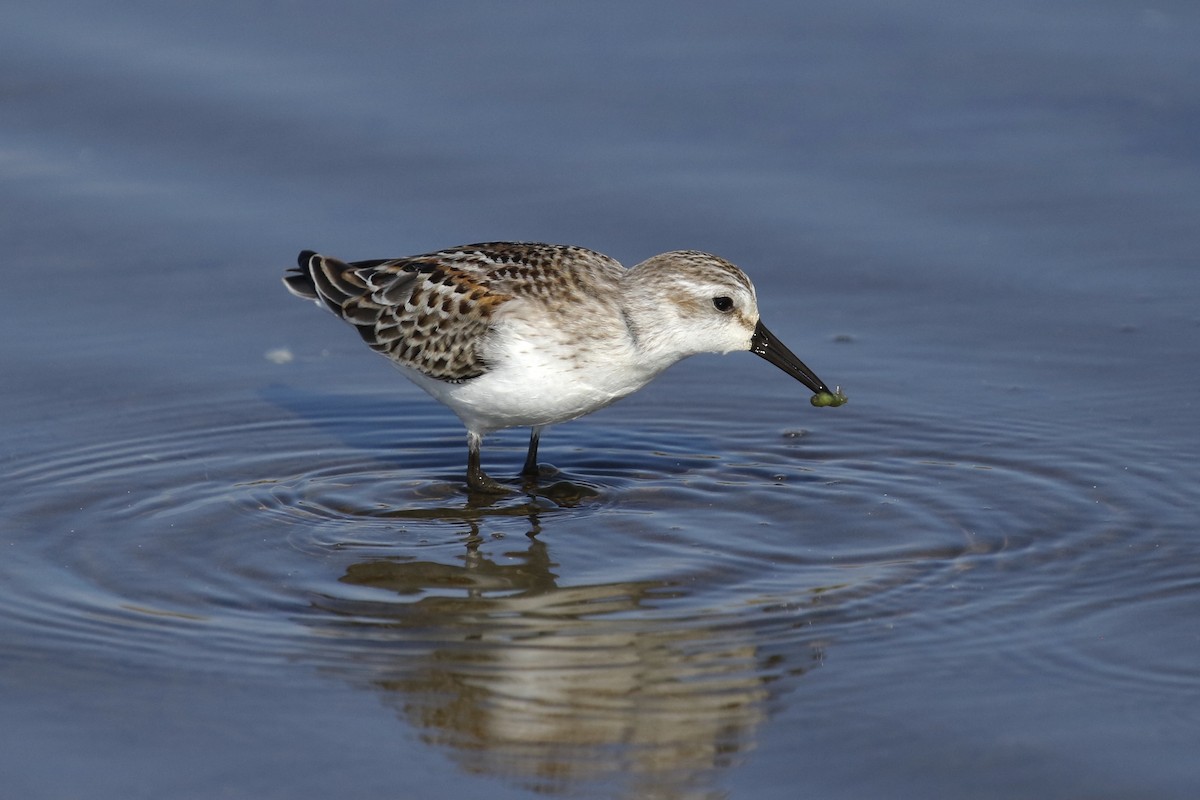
[
  {"left": 282, "top": 271, "right": 318, "bottom": 300},
  {"left": 284, "top": 250, "right": 321, "bottom": 300}
]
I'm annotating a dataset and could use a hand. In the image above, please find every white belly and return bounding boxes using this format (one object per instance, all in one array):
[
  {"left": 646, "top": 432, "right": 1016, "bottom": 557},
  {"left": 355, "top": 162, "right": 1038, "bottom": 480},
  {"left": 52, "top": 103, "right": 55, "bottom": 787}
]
[{"left": 401, "top": 315, "right": 661, "bottom": 435}]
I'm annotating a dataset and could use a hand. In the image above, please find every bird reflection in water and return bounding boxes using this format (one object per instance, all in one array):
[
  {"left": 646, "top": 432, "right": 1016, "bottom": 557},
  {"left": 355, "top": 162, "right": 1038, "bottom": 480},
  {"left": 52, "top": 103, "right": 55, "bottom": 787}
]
[{"left": 308, "top": 509, "right": 825, "bottom": 797}]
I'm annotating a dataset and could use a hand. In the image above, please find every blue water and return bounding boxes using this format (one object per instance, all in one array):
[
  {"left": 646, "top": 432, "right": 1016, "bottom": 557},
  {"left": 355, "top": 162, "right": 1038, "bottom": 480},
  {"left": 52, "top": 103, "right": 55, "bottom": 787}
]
[{"left": 3, "top": 2, "right": 1199, "bottom": 798}]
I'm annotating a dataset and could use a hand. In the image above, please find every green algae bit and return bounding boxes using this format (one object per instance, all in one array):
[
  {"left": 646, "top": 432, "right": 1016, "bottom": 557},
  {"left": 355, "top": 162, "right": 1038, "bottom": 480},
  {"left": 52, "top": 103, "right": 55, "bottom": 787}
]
[{"left": 810, "top": 388, "right": 848, "bottom": 408}]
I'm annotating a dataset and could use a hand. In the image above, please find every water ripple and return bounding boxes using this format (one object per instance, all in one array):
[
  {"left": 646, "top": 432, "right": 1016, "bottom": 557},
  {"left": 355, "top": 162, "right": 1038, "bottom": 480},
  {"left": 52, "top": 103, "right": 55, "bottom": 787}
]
[{"left": 2, "top": 390, "right": 1194, "bottom": 790}]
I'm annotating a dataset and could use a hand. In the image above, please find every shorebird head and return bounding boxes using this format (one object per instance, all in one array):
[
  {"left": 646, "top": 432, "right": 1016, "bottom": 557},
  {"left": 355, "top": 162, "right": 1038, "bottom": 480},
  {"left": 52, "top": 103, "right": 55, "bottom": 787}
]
[
  {"left": 627, "top": 250, "right": 761, "bottom": 353},
  {"left": 626, "top": 250, "right": 832, "bottom": 396}
]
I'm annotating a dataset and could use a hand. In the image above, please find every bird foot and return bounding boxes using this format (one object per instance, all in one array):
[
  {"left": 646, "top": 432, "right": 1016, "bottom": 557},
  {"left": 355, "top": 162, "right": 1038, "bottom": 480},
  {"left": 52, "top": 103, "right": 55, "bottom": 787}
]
[{"left": 466, "top": 466, "right": 513, "bottom": 495}]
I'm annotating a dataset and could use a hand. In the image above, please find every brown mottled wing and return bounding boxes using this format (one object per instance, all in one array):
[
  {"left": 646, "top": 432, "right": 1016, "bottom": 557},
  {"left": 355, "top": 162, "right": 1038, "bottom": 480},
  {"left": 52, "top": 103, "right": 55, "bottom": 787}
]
[
  {"left": 284, "top": 249, "right": 512, "bottom": 382},
  {"left": 431, "top": 242, "right": 626, "bottom": 312},
  {"left": 284, "top": 243, "right": 626, "bottom": 382}
]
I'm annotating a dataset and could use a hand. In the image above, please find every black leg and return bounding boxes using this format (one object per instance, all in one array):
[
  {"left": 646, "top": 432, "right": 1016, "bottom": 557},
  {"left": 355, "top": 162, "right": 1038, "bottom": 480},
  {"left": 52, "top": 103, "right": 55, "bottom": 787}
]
[
  {"left": 521, "top": 427, "right": 541, "bottom": 478},
  {"left": 466, "top": 432, "right": 508, "bottom": 493}
]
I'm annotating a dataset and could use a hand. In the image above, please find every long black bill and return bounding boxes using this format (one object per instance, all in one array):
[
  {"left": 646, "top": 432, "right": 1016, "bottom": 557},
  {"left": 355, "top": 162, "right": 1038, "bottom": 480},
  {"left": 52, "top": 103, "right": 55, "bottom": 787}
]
[{"left": 750, "top": 320, "right": 831, "bottom": 395}]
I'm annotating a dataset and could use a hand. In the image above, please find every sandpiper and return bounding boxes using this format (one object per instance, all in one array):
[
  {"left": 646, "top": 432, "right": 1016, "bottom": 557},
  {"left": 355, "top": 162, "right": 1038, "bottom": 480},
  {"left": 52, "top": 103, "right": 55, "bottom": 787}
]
[{"left": 284, "top": 242, "right": 842, "bottom": 491}]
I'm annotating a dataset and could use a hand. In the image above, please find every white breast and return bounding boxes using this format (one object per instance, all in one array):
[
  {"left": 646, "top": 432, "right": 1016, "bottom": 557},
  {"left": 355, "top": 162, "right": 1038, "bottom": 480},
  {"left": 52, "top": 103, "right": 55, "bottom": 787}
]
[{"left": 404, "top": 310, "right": 658, "bottom": 435}]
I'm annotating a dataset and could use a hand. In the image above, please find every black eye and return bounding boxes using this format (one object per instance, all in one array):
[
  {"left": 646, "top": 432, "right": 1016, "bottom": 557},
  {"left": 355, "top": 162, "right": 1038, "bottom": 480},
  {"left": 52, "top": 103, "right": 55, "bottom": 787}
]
[{"left": 712, "top": 296, "right": 734, "bottom": 312}]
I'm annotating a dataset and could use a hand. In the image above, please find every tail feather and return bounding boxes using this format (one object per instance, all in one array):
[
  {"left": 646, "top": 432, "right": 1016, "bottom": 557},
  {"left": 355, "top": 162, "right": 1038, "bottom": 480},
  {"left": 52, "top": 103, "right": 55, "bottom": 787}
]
[
  {"left": 282, "top": 250, "right": 321, "bottom": 301},
  {"left": 283, "top": 250, "right": 369, "bottom": 316}
]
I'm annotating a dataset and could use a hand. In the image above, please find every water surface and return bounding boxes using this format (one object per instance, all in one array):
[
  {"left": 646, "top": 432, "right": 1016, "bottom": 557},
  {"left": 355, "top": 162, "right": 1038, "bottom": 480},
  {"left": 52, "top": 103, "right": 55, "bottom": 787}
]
[{"left": 2, "top": 2, "right": 1199, "bottom": 798}]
